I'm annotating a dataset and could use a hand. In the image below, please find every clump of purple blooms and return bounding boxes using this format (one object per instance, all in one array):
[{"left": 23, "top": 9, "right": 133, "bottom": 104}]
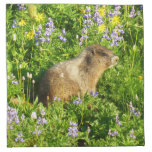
[
  {"left": 83, "top": 6, "right": 94, "bottom": 28},
  {"left": 128, "top": 102, "right": 141, "bottom": 117},
  {"left": 129, "top": 129, "right": 136, "bottom": 139},
  {"left": 129, "top": 6, "right": 136, "bottom": 18},
  {"left": 79, "top": 6, "right": 94, "bottom": 46},
  {"left": 90, "top": 91, "right": 98, "bottom": 99},
  {"left": 102, "top": 24, "right": 124, "bottom": 47},
  {"left": 17, "top": 4, "right": 26, "bottom": 10},
  {"left": 7, "top": 105, "right": 20, "bottom": 129},
  {"left": 11, "top": 80, "right": 19, "bottom": 85},
  {"left": 15, "top": 132, "right": 25, "bottom": 142},
  {"left": 32, "top": 126, "right": 42, "bottom": 136},
  {"left": 108, "top": 5, "right": 121, "bottom": 17},
  {"left": 11, "top": 19, "right": 19, "bottom": 28},
  {"left": 37, "top": 116, "right": 48, "bottom": 125},
  {"left": 35, "top": 18, "right": 55, "bottom": 45},
  {"left": 93, "top": 5, "right": 104, "bottom": 25},
  {"left": 68, "top": 122, "right": 78, "bottom": 138},
  {"left": 108, "top": 129, "right": 119, "bottom": 136},
  {"left": 116, "top": 114, "right": 122, "bottom": 126},
  {"left": 73, "top": 97, "right": 82, "bottom": 105},
  {"left": 58, "top": 28, "right": 67, "bottom": 42}
]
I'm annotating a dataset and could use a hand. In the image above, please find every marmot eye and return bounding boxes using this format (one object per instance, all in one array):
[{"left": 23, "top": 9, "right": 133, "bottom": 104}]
[{"left": 101, "top": 53, "right": 107, "bottom": 56}]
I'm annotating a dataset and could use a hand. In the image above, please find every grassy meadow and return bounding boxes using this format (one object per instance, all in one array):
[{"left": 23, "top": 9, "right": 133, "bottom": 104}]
[{"left": 6, "top": 4, "right": 144, "bottom": 147}]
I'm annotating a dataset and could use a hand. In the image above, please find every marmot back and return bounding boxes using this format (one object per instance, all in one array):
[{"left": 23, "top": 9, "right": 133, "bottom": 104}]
[{"left": 38, "top": 44, "right": 119, "bottom": 106}]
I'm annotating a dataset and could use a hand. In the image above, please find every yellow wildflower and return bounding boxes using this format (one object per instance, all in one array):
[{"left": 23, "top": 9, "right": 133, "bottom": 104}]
[
  {"left": 111, "top": 16, "right": 120, "bottom": 25},
  {"left": 80, "top": 9, "right": 85, "bottom": 14},
  {"left": 138, "top": 76, "right": 143, "bottom": 80},
  {"left": 98, "top": 24, "right": 106, "bottom": 33},
  {"left": 35, "top": 13, "right": 45, "bottom": 22},
  {"left": 19, "top": 20, "right": 26, "bottom": 26},
  {"left": 26, "top": 30, "right": 35, "bottom": 40},
  {"left": 99, "top": 8, "right": 106, "bottom": 17}
]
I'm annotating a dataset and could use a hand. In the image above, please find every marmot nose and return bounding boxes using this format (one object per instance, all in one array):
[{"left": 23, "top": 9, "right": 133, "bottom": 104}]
[{"left": 112, "top": 56, "right": 119, "bottom": 63}]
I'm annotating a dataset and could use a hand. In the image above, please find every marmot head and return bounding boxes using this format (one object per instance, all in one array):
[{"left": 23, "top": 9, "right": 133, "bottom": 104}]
[{"left": 85, "top": 44, "right": 119, "bottom": 71}]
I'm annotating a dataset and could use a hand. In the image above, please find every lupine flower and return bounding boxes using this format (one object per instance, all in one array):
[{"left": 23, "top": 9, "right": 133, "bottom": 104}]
[
  {"left": 59, "top": 29, "right": 67, "bottom": 42},
  {"left": 108, "top": 5, "right": 121, "bottom": 17},
  {"left": 22, "top": 76, "right": 25, "bottom": 81},
  {"left": 73, "top": 97, "right": 82, "bottom": 105},
  {"left": 32, "top": 126, "right": 42, "bottom": 136},
  {"left": 11, "top": 81, "right": 18, "bottom": 85},
  {"left": 90, "top": 91, "right": 98, "bottom": 99},
  {"left": 129, "top": 6, "right": 136, "bottom": 18},
  {"left": 62, "top": 28, "right": 66, "bottom": 35},
  {"left": 11, "top": 19, "right": 18, "bottom": 28},
  {"left": 108, "top": 129, "right": 118, "bottom": 136},
  {"left": 128, "top": 102, "right": 141, "bottom": 117},
  {"left": 42, "top": 118, "right": 48, "bottom": 124},
  {"left": 129, "top": 129, "right": 136, "bottom": 139},
  {"left": 116, "top": 114, "right": 122, "bottom": 126},
  {"left": 85, "top": 6, "right": 91, "bottom": 12},
  {"left": 15, "top": 132, "right": 24, "bottom": 142},
  {"left": 31, "top": 112, "right": 37, "bottom": 120},
  {"left": 68, "top": 122, "right": 78, "bottom": 138},
  {"left": 109, "top": 26, "right": 124, "bottom": 47},
  {"left": 17, "top": 4, "right": 26, "bottom": 10},
  {"left": 9, "top": 126, "right": 14, "bottom": 130}
]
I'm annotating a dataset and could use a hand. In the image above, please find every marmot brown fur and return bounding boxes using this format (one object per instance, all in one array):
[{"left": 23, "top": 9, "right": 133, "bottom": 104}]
[{"left": 38, "top": 44, "right": 119, "bottom": 106}]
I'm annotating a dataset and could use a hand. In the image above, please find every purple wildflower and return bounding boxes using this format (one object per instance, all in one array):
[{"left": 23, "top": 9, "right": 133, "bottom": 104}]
[
  {"left": 116, "top": 114, "right": 122, "bottom": 126},
  {"left": 11, "top": 19, "right": 19, "bottom": 28},
  {"left": 108, "top": 5, "right": 121, "bottom": 17},
  {"left": 73, "top": 97, "right": 82, "bottom": 105},
  {"left": 37, "top": 116, "right": 41, "bottom": 124},
  {"left": 68, "top": 122, "right": 78, "bottom": 138},
  {"left": 62, "top": 28, "right": 66, "bottom": 35},
  {"left": 90, "top": 91, "right": 98, "bottom": 99},
  {"left": 11, "top": 81, "right": 18, "bottom": 85},
  {"left": 42, "top": 118, "right": 48, "bottom": 124},
  {"left": 129, "top": 129, "right": 136, "bottom": 139},
  {"left": 108, "top": 129, "right": 119, "bottom": 136},
  {"left": 129, "top": 6, "right": 136, "bottom": 18},
  {"left": 85, "top": 6, "right": 91, "bottom": 12},
  {"left": 7, "top": 105, "right": 20, "bottom": 126},
  {"left": 17, "top": 4, "right": 26, "bottom": 10},
  {"left": 15, "top": 132, "right": 24, "bottom": 142},
  {"left": 128, "top": 102, "right": 141, "bottom": 117},
  {"left": 38, "top": 24, "right": 42, "bottom": 31},
  {"left": 32, "top": 126, "right": 42, "bottom": 136}
]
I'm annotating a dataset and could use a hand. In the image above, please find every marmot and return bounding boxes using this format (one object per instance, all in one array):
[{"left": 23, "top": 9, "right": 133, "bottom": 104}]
[{"left": 38, "top": 44, "right": 119, "bottom": 106}]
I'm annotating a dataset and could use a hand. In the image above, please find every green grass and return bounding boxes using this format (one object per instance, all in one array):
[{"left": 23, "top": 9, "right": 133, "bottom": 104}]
[{"left": 7, "top": 4, "right": 144, "bottom": 147}]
